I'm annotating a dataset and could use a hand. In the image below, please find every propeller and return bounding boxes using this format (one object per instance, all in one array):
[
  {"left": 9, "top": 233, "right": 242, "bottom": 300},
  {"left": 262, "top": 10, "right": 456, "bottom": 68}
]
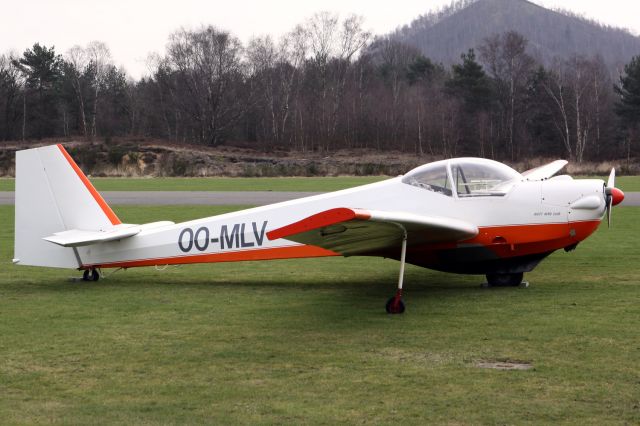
[{"left": 604, "top": 168, "right": 625, "bottom": 227}]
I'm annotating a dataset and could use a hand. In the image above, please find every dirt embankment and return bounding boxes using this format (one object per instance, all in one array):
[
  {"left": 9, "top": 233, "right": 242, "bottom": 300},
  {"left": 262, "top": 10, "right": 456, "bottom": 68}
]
[
  {"left": 0, "top": 139, "right": 635, "bottom": 177},
  {"left": 0, "top": 139, "right": 425, "bottom": 177}
]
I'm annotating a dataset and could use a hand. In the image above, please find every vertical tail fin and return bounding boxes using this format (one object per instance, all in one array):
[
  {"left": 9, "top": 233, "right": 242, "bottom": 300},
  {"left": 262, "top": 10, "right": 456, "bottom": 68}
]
[{"left": 14, "top": 144, "right": 121, "bottom": 268}]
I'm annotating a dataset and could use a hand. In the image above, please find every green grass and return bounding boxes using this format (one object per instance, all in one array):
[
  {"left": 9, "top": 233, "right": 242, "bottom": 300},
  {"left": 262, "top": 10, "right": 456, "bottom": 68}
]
[
  {"left": 580, "top": 175, "right": 640, "bottom": 192},
  {"left": 2, "top": 175, "right": 639, "bottom": 192},
  {"left": 0, "top": 176, "right": 387, "bottom": 192},
  {"left": 1, "top": 205, "right": 639, "bottom": 424}
]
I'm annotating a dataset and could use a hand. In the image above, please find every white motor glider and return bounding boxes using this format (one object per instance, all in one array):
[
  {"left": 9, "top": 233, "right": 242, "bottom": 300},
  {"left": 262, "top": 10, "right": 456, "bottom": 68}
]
[{"left": 13, "top": 145, "right": 625, "bottom": 313}]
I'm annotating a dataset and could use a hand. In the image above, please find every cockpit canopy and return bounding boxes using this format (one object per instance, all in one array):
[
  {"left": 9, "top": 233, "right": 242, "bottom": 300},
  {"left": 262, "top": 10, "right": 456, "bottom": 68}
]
[{"left": 402, "top": 158, "right": 522, "bottom": 197}]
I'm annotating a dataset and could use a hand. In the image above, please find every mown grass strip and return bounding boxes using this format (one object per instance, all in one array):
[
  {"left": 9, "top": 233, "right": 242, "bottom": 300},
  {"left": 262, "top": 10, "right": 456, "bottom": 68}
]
[{"left": 1, "top": 205, "right": 639, "bottom": 423}]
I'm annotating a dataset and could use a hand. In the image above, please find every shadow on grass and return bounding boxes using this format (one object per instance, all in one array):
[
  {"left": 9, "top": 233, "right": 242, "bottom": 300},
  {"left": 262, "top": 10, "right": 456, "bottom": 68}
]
[{"left": 8, "top": 264, "right": 520, "bottom": 310}]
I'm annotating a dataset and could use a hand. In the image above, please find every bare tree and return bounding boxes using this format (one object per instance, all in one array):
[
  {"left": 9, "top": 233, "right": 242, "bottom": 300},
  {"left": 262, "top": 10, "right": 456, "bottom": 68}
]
[
  {"left": 541, "top": 63, "right": 572, "bottom": 158},
  {"left": 279, "top": 25, "right": 308, "bottom": 148},
  {"left": 306, "top": 12, "right": 370, "bottom": 149},
  {"left": 167, "top": 26, "right": 247, "bottom": 145},
  {"left": 247, "top": 35, "right": 278, "bottom": 144},
  {"left": 480, "top": 31, "right": 535, "bottom": 160},
  {"left": 571, "top": 56, "right": 591, "bottom": 162},
  {"left": 571, "top": 55, "right": 612, "bottom": 162},
  {"left": 541, "top": 55, "right": 611, "bottom": 162},
  {"left": 0, "top": 52, "right": 23, "bottom": 140},
  {"left": 86, "top": 41, "right": 112, "bottom": 138},
  {"left": 65, "top": 45, "right": 89, "bottom": 137},
  {"left": 375, "top": 38, "right": 420, "bottom": 148}
]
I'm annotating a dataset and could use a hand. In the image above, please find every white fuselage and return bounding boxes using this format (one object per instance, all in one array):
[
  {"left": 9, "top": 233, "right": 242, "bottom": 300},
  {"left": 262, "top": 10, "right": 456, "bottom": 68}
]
[{"left": 79, "top": 174, "right": 606, "bottom": 273}]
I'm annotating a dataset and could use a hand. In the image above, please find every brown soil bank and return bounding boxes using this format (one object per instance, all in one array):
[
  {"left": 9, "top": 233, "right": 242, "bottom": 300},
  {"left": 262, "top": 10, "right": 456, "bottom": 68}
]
[{"left": 0, "top": 139, "right": 636, "bottom": 177}]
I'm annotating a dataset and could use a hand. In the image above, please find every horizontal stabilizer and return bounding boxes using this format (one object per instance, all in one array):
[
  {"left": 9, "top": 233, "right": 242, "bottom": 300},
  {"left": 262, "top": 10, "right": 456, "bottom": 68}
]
[{"left": 44, "top": 221, "right": 174, "bottom": 247}]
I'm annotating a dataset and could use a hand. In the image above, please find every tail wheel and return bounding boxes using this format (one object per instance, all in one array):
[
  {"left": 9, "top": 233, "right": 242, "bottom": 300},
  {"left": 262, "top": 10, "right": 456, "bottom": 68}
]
[{"left": 486, "top": 272, "right": 523, "bottom": 287}]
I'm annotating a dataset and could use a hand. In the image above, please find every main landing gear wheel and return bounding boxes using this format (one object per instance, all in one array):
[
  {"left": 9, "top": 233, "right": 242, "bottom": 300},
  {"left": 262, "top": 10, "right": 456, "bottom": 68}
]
[
  {"left": 386, "top": 292, "right": 405, "bottom": 314},
  {"left": 485, "top": 272, "right": 523, "bottom": 287},
  {"left": 82, "top": 269, "right": 100, "bottom": 282},
  {"left": 386, "top": 229, "right": 408, "bottom": 314}
]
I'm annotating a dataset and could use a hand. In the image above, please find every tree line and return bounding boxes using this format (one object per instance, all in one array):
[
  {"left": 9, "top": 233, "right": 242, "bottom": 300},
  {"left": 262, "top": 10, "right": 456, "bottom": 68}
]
[{"left": 1, "top": 12, "right": 639, "bottom": 163}]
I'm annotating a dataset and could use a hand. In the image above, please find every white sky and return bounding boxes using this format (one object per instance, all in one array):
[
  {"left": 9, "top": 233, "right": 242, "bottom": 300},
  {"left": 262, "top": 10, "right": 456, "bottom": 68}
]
[{"left": 2, "top": 0, "right": 639, "bottom": 79}]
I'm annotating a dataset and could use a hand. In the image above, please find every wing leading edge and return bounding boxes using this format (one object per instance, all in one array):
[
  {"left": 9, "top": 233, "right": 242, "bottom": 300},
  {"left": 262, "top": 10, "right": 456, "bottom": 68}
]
[{"left": 267, "top": 208, "right": 478, "bottom": 256}]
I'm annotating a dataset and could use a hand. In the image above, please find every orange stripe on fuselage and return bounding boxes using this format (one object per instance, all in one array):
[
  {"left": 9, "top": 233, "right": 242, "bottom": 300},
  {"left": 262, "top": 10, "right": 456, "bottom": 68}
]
[
  {"left": 57, "top": 144, "right": 121, "bottom": 225},
  {"left": 89, "top": 245, "right": 339, "bottom": 269},
  {"left": 399, "top": 220, "right": 602, "bottom": 263},
  {"left": 466, "top": 219, "right": 601, "bottom": 257}
]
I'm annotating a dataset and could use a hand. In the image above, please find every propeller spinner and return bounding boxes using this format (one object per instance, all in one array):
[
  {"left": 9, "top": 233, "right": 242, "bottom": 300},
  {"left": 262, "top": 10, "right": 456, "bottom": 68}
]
[{"left": 604, "top": 168, "right": 625, "bottom": 227}]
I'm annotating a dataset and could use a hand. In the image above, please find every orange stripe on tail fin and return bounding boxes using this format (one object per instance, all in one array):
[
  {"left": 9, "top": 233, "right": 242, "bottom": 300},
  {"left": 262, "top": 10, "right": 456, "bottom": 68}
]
[{"left": 56, "top": 144, "right": 121, "bottom": 225}]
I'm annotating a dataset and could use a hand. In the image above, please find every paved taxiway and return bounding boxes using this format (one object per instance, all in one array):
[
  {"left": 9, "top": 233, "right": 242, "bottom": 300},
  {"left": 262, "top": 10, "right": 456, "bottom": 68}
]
[
  {"left": 0, "top": 191, "right": 320, "bottom": 206},
  {"left": 1, "top": 191, "right": 639, "bottom": 206}
]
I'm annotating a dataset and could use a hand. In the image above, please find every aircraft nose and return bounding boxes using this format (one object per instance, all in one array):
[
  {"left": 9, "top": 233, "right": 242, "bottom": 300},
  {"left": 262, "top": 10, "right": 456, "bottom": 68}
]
[{"left": 610, "top": 187, "right": 625, "bottom": 206}]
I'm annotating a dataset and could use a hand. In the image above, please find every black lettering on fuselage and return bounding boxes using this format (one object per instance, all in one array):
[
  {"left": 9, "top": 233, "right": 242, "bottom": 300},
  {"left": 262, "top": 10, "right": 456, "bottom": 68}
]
[
  {"left": 220, "top": 223, "right": 240, "bottom": 249},
  {"left": 180, "top": 221, "right": 269, "bottom": 252},
  {"left": 240, "top": 224, "right": 255, "bottom": 248},
  {"left": 178, "top": 228, "right": 194, "bottom": 252},
  {"left": 194, "top": 227, "right": 209, "bottom": 251},
  {"left": 253, "top": 221, "right": 267, "bottom": 245}
]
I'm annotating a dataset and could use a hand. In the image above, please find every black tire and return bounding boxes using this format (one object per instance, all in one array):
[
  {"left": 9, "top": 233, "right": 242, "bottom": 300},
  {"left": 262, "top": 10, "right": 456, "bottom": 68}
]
[
  {"left": 486, "top": 272, "right": 523, "bottom": 287},
  {"left": 90, "top": 269, "right": 100, "bottom": 281},
  {"left": 385, "top": 296, "right": 406, "bottom": 314},
  {"left": 82, "top": 270, "right": 90, "bottom": 281}
]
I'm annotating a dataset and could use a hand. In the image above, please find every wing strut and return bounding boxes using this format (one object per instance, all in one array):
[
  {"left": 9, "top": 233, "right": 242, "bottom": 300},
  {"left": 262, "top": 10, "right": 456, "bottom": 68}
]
[{"left": 386, "top": 226, "right": 408, "bottom": 314}]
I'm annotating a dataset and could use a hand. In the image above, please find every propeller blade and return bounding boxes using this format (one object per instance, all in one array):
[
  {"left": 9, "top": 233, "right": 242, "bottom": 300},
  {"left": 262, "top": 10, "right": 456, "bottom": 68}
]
[
  {"left": 607, "top": 168, "right": 615, "bottom": 189},
  {"left": 605, "top": 168, "right": 619, "bottom": 227}
]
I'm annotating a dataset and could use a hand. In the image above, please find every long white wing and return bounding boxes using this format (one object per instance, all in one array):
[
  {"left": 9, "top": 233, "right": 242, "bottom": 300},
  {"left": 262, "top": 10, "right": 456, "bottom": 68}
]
[{"left": 267, "top": 208, "right": 478, "bottom": 256}]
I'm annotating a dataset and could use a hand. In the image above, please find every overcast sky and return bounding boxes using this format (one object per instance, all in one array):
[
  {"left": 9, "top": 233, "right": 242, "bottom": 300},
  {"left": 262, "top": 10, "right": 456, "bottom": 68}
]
[{"left": 2, "top": 0, "right": 638, "bottom": 79}]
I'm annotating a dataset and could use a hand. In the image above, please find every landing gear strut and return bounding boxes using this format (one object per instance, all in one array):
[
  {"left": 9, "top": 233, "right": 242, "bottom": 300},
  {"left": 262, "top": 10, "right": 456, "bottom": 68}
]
[
  {"left": 485, "top": 272, "right": 523, "bottom": 287},
  {"left": 82, "top": 268, "right": 100, "bottom": 282},
  {"left": 386, "top": 230, "right": 407, "bottom": 314}
]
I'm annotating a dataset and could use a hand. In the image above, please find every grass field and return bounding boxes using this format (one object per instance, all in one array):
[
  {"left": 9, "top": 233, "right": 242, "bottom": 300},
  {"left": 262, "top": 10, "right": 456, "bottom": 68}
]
[
  {"left": 1, "top": 204, "right": 639, "bottom": 424},
  {"left": 0, "top": 176, "right": 387, "bottom": 192},
  {"left": 1, "top": 175, "right": 639, "bottom": 192}
]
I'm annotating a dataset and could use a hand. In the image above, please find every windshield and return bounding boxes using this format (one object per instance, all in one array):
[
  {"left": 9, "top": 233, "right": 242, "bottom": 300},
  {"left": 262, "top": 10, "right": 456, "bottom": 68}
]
[
  {"left": 451, "top": 159, "right": 520, "bottom": 197},
  {"left": 401, "top": 161, "right": 452, "bottom": 196}
]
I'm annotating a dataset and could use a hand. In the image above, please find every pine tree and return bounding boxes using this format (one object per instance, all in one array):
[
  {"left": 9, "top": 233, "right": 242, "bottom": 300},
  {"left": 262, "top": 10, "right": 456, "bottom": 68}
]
[
  {"left": 445, "top": 49, "right": 492, "bottom": 113},
  {"left": 615, "top": 56, "right": 640, "bottom": 124},
  {"left": 12, "top": 44, "right": 63, "bottom": 138},
  {"left": 614, "top": 56, "right": 640, "bottom": 164}
]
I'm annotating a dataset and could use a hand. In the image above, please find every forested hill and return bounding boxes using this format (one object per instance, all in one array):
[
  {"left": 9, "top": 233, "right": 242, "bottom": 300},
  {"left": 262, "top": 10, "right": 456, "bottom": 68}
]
[
  {"left": 2, "top": 5, "right": 640, "bottom": 165},
  {"left": 390, "top": 0, "right": 640, "bottom": 73}
]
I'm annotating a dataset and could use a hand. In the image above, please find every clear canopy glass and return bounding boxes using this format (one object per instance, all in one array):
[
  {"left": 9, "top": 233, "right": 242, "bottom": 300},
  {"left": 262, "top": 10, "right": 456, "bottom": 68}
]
[
  {"left": 401, "top": 160, "right": 452, "bottom": 196},
  {"left": 402, "top": 158, "right": 521, "bottom": 197}
]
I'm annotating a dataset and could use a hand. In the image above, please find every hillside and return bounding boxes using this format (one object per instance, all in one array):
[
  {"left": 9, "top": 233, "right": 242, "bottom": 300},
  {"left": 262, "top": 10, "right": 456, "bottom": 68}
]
[{"left": 390, "top": 0, "right": 640, "bottom": 74}]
